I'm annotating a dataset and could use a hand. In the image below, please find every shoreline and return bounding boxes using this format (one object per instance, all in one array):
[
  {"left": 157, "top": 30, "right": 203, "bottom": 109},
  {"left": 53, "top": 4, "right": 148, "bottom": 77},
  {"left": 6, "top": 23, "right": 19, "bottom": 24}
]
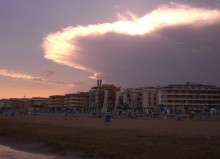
[
  {"left": 0, "top": 137, "right": 79, "bottom": 159},
  {"left": 0, "top": 143, "right": 55, "bottom": 159},
  {"left": 0, "top": 136, "right": 51, "bottom": 154}
]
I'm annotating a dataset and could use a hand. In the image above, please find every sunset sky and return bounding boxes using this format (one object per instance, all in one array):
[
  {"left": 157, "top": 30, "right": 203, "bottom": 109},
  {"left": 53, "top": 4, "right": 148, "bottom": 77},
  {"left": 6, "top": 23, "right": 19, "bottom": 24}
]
[{"left": 1, "top": 0, "right": 220, "bottom": 99}]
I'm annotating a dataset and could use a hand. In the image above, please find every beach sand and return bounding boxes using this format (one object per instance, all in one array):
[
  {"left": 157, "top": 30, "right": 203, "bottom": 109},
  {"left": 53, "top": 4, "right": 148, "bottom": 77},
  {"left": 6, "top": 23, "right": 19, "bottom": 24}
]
[{"left": 0, "top": 114, "right": 220, "bottom": 159}]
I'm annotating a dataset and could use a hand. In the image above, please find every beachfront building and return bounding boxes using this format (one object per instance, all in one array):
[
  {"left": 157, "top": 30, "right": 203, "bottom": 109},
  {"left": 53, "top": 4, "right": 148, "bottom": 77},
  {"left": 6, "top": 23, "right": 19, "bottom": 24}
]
[
  {"left": 19, "top": 98, "right": 32, "bottom": 113},
  {"left": 0, "top": 97, "right": 49, "bottom": 113},
  {"left": 16, "top": 97, "right": 49, "bottom": 113},
  {"left": 89, "top": 80, "right": 121, "bottom": 112},
  {"left": 0, "top": 98, "right": 21, "bottom": 111},
  {"left": 48, "top": 95, "right": 64, "bottom": 112},
  {"left": 64, "top": 92, "right": 89, "bottom": 112},
  {"left": 18, "top": 97, "right": 49, "bottom": 113},
  {"left": 30, "top": 97, "right": 49, "bottom": 112},
  {"left": 159, "top": 82, "right": 220, "bottom": 111},
  {"left": 122, "top": 87, "right": 159, "bottom": 110},
  {"left": 0, "top": 99, "right": 7, "bottom": 110}
]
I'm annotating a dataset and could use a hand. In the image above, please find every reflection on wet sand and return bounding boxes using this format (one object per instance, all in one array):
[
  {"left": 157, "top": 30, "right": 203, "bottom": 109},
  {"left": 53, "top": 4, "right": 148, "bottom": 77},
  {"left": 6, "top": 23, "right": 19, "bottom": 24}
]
[{"left": 0, "top": 145, "right": 55, "bottom": 159}]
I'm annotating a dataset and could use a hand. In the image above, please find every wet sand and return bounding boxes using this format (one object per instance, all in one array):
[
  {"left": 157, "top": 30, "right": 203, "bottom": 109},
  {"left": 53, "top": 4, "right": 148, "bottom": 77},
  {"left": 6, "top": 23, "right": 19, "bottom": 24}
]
[
  {"left": 0, "top": 144, "right": 55, "bottom": 159},
  {"left": 0, "top": 114, "right": 220, "bottom": 159}
]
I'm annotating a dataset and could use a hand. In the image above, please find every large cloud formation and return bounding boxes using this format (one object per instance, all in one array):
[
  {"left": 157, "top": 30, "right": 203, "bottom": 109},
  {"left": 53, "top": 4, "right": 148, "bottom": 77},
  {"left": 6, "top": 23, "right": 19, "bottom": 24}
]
[{"left": 42, "top": 3, "right": 220, "bottom": 87}]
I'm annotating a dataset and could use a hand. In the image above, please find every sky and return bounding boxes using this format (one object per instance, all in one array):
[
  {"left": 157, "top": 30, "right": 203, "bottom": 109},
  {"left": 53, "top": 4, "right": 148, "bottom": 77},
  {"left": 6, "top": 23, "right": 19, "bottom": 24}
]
[{"left": 1, "top": 0, "right": 220, "bottom": 99}]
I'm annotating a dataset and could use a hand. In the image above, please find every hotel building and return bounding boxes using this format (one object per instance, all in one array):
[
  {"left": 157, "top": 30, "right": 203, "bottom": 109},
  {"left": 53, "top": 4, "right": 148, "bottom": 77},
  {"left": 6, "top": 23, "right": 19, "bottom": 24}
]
[
  {"left": 123, "top": 87, "right": 159, "bottom": 109},
  {"left": 64, "top": 92, "right": 89, "bottom": 112},
  {"left": 159, "top": 82, "right": 220, "bottom": 110},
  {"left": 48, "top": 95, "right": 64, "bottom": 112},
  {"left": 0, "top": 98, "right": 20, "bottom": 111}
]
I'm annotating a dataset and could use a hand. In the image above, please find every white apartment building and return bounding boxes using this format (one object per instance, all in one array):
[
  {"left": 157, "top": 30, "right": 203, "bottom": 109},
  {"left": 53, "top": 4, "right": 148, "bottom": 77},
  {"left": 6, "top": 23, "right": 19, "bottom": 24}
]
[
  {"left": 159, "top": 82, "right": 220, "bottom": 110},
  {"left": 64, "top": 92, "right": 89, "bottom": 112},
  {"left": 123, "top": 87, "right": 159, "bottom": 109},
  {"left": 0, "top": 97, "right": 49, "bottom": 113},
  {"left": 20, "top": 97, "right": 49, "bottom": 113},
  {"left": 0, "top": 98, "right": 20, "bottom": 110},
  {"left": 48, "top": 95, "right": 64, "bottom": 112}
]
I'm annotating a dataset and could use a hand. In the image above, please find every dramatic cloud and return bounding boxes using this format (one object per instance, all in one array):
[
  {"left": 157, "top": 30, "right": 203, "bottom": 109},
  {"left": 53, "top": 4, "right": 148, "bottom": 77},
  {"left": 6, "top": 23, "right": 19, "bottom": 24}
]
[
  {"left": 42, "top": 3, "right": 220, "bottom": 87},
  {"left": 77, "top": 23, "right": 220, "bottom": 86},
  {"left": 0, "top": 68, "right": 74, "bottom": 87}
]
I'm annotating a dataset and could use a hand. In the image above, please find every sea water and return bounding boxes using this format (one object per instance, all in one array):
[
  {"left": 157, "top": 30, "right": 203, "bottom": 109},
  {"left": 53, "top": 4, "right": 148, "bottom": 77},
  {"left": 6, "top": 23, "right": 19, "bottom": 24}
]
[{"left": 0, "top": 145, "right": 55, "bottom": 159}]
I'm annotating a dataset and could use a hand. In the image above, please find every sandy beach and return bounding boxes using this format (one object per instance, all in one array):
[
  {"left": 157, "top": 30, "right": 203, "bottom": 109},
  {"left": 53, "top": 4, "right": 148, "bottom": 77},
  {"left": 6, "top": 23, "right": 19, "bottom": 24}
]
[{"left": 0, "top": 114, "right": 220, "bottom": 159}]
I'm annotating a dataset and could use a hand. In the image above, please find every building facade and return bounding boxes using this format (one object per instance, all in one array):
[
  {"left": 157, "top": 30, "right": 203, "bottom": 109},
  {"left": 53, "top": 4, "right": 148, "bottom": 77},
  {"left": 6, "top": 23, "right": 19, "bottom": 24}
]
[
  {"left": 64, "top": 92, "right": 89, "bottom": 112},
  {"left": 0, "top": 97, "right": 49, "bottom": 113},
  {"left": 159, "top": 82, "right": 220, "bottom": 110},
  {"left": 48, "top": 95, "right": 64, "bottom": 112},
  {"left": 0, "top": 98, "right": 21, "bottom": 111},
  {"left": 89, "top": 80, "right": 121, "bottom": 112},
  {"left": 123, "top": 87, "right": 159, "bottom": 109}
]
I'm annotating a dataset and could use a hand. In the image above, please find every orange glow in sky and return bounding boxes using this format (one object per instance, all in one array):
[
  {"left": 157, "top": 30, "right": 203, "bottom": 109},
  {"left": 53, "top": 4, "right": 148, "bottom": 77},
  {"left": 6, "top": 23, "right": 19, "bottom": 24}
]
[
  {"left": 1, "top": 2, "right": 220, "bottom": 99},
  {"left": 0, "top": 68, "right": 74, "bottom": 87}
]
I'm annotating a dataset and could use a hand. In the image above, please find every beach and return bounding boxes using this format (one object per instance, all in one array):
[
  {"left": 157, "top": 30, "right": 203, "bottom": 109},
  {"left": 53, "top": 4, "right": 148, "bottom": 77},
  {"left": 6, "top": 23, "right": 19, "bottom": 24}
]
[{"left": 0, "top": 114, "right": 220, "bottom": 159}]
